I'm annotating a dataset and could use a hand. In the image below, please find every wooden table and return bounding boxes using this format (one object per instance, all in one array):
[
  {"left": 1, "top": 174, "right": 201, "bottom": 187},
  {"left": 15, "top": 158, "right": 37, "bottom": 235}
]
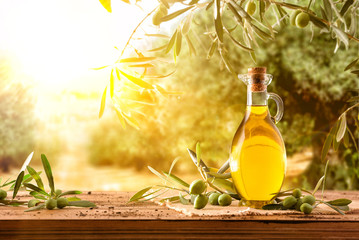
[{"left": 0, "top": 191, "right": 358, "bottom": 239}]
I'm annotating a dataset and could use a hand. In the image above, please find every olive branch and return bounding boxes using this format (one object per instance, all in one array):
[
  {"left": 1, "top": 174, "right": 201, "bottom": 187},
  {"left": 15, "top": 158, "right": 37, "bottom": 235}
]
[{"left": 95, "top": 0, "right": 359, "bottom": 130}]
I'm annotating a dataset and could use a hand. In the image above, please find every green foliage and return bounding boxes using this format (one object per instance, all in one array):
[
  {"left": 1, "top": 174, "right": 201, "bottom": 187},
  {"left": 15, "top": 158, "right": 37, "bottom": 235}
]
[{"left": 0, "top": 61, "right": 36, "bottom": 169}]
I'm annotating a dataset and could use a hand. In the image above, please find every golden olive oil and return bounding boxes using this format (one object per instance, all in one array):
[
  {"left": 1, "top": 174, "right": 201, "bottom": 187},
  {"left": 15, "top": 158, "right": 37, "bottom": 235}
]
[{"left": 230, "top": 106, "right": 286, "bottom": 208}]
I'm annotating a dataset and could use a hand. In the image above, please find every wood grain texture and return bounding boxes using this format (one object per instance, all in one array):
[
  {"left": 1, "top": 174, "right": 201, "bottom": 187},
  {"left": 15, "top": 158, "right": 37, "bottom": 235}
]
[{"left": 0, "top": 191, "right": 358, "bottom": 239}]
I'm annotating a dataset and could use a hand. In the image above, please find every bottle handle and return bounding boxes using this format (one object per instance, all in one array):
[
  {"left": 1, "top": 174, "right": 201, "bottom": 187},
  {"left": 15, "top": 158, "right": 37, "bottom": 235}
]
[{"left": 267, "top": 92, "right": 284, "bottom": 124}]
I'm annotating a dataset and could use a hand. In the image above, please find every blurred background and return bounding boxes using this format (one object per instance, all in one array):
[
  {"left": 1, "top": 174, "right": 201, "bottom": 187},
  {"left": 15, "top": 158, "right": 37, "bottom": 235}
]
[{"left": 0, "top": 0, "right": 358, "bottom": 191}]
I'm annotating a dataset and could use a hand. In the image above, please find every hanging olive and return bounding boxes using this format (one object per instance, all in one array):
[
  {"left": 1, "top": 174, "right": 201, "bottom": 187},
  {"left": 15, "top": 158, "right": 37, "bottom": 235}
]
[
  {"left": 295, "top": 12, "right": 310, "bottom": 28},
  {"left": 290, "top": 10, "right": 301, "bottom": 26}
]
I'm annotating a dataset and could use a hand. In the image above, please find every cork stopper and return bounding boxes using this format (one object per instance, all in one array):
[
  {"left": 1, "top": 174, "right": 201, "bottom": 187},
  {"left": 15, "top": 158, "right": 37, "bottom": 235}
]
[{"left": 248, "top": 67, "right": 267, "bottom": 92}]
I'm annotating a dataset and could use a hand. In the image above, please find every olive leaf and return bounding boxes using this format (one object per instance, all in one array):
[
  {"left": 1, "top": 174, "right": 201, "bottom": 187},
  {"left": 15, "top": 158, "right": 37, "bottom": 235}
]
[
  {"left": 166, "top": 30, "right": 177, "bottom": 53},
  {"left": 321, "top": 202, "right": 345, "bottom": 215},
  {"left": 321, "top": 121, "right": 339, "bottom": 162},
  {"left": 207, "top": 39, "right": 218, "bottom": 59},
  {"left": 24, "top": 203, "right": 45, "bottom": 212},
  {"left": 30, "top": 191, "right": 47, "bottom": 200},
  {"left": 340, "top": 0, "right": 354, "bottom": 16},
  {"left": 345, "top": 58, "right": 359, "bottom": 71},
  {"left": 159, "top": 196, "right": 180, "bottom": 203},
  {"left": 24, "top": 183, "right": 50, "bottom": 197},
  {"left": 109, "top": 70, "right": 115, "bottom": 98},
  {"left": 91, "top": 65, "right": 110, "bottom": 70},
  {"left": 309, "top": 14, "right": 329, "bottom": 30},
  {"left": 129, "top": 186, "right": 152, "bottom": 202},
  {"left": 59, "top": 190, "right": 82, "bottom": 197},
  {"left": 159, "top": 0, "right": 169, "bottom": 9},
  {"left": 160, "top": 6, "right": 194, "bottom": 22},
  {"left": 351, "top": 70, "right": 359, "bottom": 75},
  {"left": 336, "top": 114, "right": 347, "bottom": 142},
  {"left": 326, "top": 198, "right": 352, "bottom": 206},
  {"left": 217, "top": 160, "right": 230, "bottom": 174},
  {"left": 323, "top": 0, "right": 332, "bottom": 22},
  {"left": 226, "top": 32, "right": 254, "bottom": 52},
  {"left": 179, "top": 192, "right": 190, "bottom": 205},
  {"left": 206, "top": 172, "right": 232, "bottom": 179},
  {"left": 67, "top": 197, "right": 82, "bottom": 202},
  {"left": 175, "top": 29, "right": 182, "bottom": 56},
  {"left": 163, "top": 172, "right": 190, "bottom": 188},
  {"left": 99, "top": 86, "right": 107, "bottom": 118},
  {"left": 12, "top": 171, "right": 24, "bottom": 199},
  {"left": 41, "top": 154, "right": 55, "bottom": 196},
  {"left": 26, "top": 166, "right": 44, "bottom": 190},
  {"left": 312, "top": 175, "right": 324, "bottom": 195},
  {"left": 321, "top": 159, "right": 330, "bottom": 198},
  {"left": 182, "top": 13, "right": 192, "bottom": 35},
  {"left": 68, "top": 201, "right": 96, "bottom": 208},
  {"left": 214, "top": 0, "right": 224, "bottom": 42},
  {"left": 128, "top": 63, "right": 154, "bottom": 68},
  {"left": 187, "top": 149, "right": 210, "bottom": 172},
  {"left": 337, "top": 205, "right": 350, "bottom": 211},
  {"left": 119, "top": 70, "right": 154, "bottom": 89},
  {"left": 262, "top": 204, "right": 286, "bottom": 210},
  {"left": 332, "top": 25, "right": 349, "bottom": 49},
  {"left": 147, "top": 44, "right": 167, "bottom": 52},
  {"left": 209, "top": 178, "right": 236, "bottom": 194},
  {"left": 117, "top": 57, "right": 156, "bottom": 63}
]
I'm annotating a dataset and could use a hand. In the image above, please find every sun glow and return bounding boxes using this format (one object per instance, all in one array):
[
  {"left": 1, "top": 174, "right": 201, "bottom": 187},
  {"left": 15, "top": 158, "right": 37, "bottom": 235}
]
[{"left": 0, "top": 0, "right": 154, "bottom": 92}]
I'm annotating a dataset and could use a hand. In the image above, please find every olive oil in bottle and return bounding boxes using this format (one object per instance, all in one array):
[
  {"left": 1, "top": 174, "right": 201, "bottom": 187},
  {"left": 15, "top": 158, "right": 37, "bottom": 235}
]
[{"left": 230, "top": 68, "right": 287, "bottom": 208}]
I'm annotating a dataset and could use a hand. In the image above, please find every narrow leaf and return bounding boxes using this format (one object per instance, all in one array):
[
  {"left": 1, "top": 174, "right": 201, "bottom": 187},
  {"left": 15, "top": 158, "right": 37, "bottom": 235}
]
[
  {"left": 99, "top": 86, "right": 107, "bottom": 118},
  {"left": 332, "top": 25, "right": 349, "bottom": 48},
  {"left": 159, "top": 0, "right": 169, "bottom": 9},
  {"left": 327, "top": 198, "right": 352, "bottom": 206},
  {"left": 24, "top": 183, "right": 50, "bottom": 196},
  {"left": 207, "top": 40, "right": 218, "bottom": 59},
  {"left": 344, "top": 58, "right": 359, "bottom": 71},
  {"left": 262, "top": 204, "right": 286, "bottom": 210},
  {"left": 214, "top": 0, "right": 223, "bottom": 42},
  {"left": 340, "top": 0, "right": 354, "bottom": 16},
  {"left": 322, "top": 202, "right": 345, "bottom": 215},
  {"left": 321, "top": 121, "right": 338, "bottom": 162},
  {"left": 12, "top": 171, "right": 24, "bottom": 199},
  {"left": 67, "top": 197, "right": 82, "bottom": 202},
  {"left": 337, "top": 205, "right": 350, "bottom": 211},
  {"left": 129, "top": 186, "right": 152, "bottom": 202},
  {"left": 336, "top": 114, "right": 347, "bottom": 142},
  {"left": 187, "top": 149, "right": 210, "bottom": 172},
  {"left": 41, "top": 154, "right": 55, "bottom": 196},
  {"left": 110, "top": 71, "right": 115, "bottom": 98},
  {"left": 160, "top": 6, "right": 194, "bottom": 22},
  {"left": 163, "top": 172, "right": 190, "bottom": 188},
  {"left": 196, "top": 142, "right": 201, "bottom": 167},
  {"left": 118, "top": 57, "right": 156, "bottom": 63},
  {"left": 159, "top": 196, "right": 180, "bottom": 203},
  {"left": 175, "top": 29, "right": 182, "bottom": 56},
  {"left": 59, "top": 190, "right": 82, "bottom": 197},
  {"left": 68, "top": 200, "right": 96, "bottom": 208},
  {"left": 24, "top": 203, "right": 45, "bottom": 212},
  {"left": 91, "top": 65, "right": 110, "bottom": 70},
  {"left": 26, "top": 166, "right": 44, "bottom": 190},
  {"left": 207, "top": 172, "right": 232, "bottom": 179},
  {"left": 182, "top": 13, "right": 192, "bottom": 35},
  {"left": 312, "top": 175, "right": 324, "bottom": 195},
  {"left": 323, "top": 0, "right": 332, "bottom": 21},
  {"left": 144, "top": 33, "right": 170, "bottom": 38},
  {"left": 119, "top": 70, "right": 154, "bottom": 89},
  {"left": 166, "top": 30, "right": 177, "bottom": 53},
  {"left": 20, "top": 152, "right": 34, "bottom": 172},
  {"left": 147, "top": 44, "right": 167, "bottom": 52},
  {"left": 185, "top": 35, "right": 197, "bottom": 56}
]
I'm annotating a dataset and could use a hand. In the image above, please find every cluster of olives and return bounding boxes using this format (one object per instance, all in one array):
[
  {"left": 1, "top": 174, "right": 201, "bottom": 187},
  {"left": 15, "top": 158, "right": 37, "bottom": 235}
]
[
  {"left": 189, "top": 179, "right": 232, "bottom": 209},
  {"left": 152, "top": 4, "right": 168, "bottom": 26},
  {"left": 0, "top": 189, "right": 7, "bottom": 200},
  {"left": 28, "top": 189, "right": 69, "bottom": 210},
  {"left": 282, "top": 188, "right": 316, "bottom": 214},
  {"left": 290, "top": 10, "right": 310, "bottom": 28}
]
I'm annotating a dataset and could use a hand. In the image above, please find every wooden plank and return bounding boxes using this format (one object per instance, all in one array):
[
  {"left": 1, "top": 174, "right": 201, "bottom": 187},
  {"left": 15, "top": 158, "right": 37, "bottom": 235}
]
[{"left": 0, "top": 191, "right": 358, "bottom": 238}]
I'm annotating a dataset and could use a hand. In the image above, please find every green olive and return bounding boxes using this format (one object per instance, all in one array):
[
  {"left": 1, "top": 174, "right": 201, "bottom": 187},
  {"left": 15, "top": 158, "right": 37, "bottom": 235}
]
[
  {"left": 283, "top": 196, "right": 297, "bottom": 208},
  {"left": 55, "top": 189, "right": 62, "bottom": 197},
  {"left": 57, "top": 198, "right": 69, "bottom": 209},
  {"left": 159, "top": 4, "right": 168, "bottom": 15},
  {"left": 189, "top": 179, "right": 206, "bottom": 195},
  {"left": 300, "top": 203, "right": 313, "bottom": 214},
  {"left": 290, "top": 10, "right": 301, "bottom": 26},
  {"left": 218, "top": 194, "right": 232, "bottom": 206},
  {"left": 28, "top": 199, "right": 41, "bottom": 208},
  {"left": 245, "top": 1, "right": 256, "bottom": 16},
  {"left": 292, "top": 188, "right": 302, "bottom": 198},
  {"left": 295, "top": 12, "right": 310, "bottom": 28},
  {"left": 302, "top": 195, "right": 316, "bottom": 205},
  {"left": 194, "top": 194, "right": 208, "bottom": 209},
  {"left": 45, "top": 199, "right": 57, "bottom": 210},
  {"left": 0, "top": 189, "right": 7, "bottom": 200},
  {"left": 209, "top": 192, "right": 221, "bottom": 205},
  {"left": 295, "top": 198, "right": 303, "bottom": 211},
  {"left": 152, "top": 10, "right": 164, "bottom": 26}
]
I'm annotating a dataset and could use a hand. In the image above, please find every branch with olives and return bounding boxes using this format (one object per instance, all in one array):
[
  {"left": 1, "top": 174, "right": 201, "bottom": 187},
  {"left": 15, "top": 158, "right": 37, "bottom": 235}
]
[
  {"left": 0, "top": 153, "right": 96, "bottom": 211},
  {"left": 130, "top": 143, "right": 352, "bottom": 215}
]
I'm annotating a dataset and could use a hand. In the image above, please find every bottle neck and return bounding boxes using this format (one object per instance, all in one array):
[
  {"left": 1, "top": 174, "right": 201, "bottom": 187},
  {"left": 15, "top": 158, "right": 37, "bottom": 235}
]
[{"left": 247, "top": 85, "right": 268, "bottom": 106}]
